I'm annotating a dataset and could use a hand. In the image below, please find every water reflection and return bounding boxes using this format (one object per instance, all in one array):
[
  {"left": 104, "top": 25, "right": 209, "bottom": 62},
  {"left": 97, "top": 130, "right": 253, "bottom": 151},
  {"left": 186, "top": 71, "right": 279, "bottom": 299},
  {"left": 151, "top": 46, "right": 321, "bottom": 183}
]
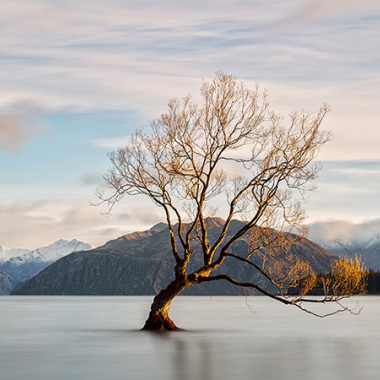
[
  {"left": 142, "top": 330, "right": 367, "bottom": 380},
  {"left": 0, "top": 296, "right": 379, "bottom": 380}
]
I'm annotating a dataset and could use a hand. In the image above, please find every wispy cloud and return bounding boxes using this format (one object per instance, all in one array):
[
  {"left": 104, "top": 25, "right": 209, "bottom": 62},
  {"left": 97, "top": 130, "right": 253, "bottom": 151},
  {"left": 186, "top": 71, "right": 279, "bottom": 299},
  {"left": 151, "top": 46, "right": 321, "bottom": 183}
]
[
  {"left": 306, "top": 160, "right": 380, "bottom": 222},
  {"left": 309, "top": 218, "right": 380, "bottom": 244},
  {"left": 290, "top": 0, "right": 380, "bottom": 23},
  {"left": 1, "top": 0, "right": 376, "bottom": 163},
  {"left": 0, "top": 1, "right": 379, "bottom": 249},
  {"left": 0, "top": 198, "right": 102, "bottom": 249},
  {"left": 0, "top": 112, "right": 45, "bottom": 152},
  {"left": 89, "top": 136, "right": 132, "bottom": 149},
  {"left": 0, "top": 0, "right": 378, "bottom": 114},
  {"left": 0, "top": 192, "right": 164, "bottom": 249}
]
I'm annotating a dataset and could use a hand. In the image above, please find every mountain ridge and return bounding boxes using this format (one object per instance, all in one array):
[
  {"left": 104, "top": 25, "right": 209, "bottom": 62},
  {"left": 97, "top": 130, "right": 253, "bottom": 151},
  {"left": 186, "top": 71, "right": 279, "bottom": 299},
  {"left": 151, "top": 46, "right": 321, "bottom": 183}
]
[
  {"left": 13, "top": 219, "right": 337, "bottom": 296},
  {"left": 0, "top": 246, "right": 31, "bottom": 263},
  {"left": 314, "top": 237, "right": 380, "bottom": 270},
  {"left": 0, "top": 239, "right": 91, "bottom": 294}
]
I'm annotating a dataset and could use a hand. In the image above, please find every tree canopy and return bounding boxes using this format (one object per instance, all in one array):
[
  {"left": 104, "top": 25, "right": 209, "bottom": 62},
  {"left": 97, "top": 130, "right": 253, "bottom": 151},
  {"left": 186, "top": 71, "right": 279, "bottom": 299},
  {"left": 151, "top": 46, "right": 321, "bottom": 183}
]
[{"left": 99, "top": 72, "right": 367, "bottom": 330}]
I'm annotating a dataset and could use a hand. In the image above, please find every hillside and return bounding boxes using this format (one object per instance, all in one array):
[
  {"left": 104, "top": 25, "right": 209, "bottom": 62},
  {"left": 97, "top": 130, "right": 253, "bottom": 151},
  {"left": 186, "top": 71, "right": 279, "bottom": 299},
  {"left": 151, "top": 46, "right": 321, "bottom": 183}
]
[
  {"left": 13, "top": 219, "right": 337, "bottom": 296},
  {"left": 0, "top": 270, "right": 17, "bottom": 294}
]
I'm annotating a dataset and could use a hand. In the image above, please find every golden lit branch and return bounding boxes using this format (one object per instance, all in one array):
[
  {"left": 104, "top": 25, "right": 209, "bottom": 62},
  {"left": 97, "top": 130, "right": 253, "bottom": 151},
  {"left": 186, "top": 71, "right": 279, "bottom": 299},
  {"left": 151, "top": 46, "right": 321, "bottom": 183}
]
[
  {"left": 98, "top": 72, "right": 365, "bottom": 330},
  {"left": 320, "top": 255, "right": 368, "bottom": 299}
]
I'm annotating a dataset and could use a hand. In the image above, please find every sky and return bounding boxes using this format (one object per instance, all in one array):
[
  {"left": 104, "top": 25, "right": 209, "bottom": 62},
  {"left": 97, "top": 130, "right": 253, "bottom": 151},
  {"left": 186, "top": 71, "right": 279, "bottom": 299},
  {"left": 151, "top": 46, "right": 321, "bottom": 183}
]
[{"left": 0, "top": 0, "right": 379, "bottom": 250}]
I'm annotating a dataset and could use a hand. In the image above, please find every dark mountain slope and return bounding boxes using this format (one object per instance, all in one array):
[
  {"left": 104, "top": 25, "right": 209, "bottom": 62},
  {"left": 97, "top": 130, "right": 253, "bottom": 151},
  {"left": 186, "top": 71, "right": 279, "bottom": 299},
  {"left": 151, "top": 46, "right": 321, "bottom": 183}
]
[
  {"left": 0, "top": 270, "right": 17, "bottom": 295},
  {"left": 13, "top": 219, "right": 336, "bottom": 295}
]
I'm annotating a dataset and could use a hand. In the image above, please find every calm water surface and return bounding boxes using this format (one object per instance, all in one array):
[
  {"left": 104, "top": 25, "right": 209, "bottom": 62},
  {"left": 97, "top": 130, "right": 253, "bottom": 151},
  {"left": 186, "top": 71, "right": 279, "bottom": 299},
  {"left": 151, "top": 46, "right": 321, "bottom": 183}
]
[{"left": 0, "top": 296, "right": 379, "bottom": 380}]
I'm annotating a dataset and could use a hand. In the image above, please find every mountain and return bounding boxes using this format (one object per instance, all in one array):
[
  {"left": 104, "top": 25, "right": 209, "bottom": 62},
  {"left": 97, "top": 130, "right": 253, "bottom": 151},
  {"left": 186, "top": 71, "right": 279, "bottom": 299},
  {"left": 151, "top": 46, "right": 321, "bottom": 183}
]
[
  {"left": 4, "top": 239, "right": 90, "bottom": 266},
  {"left": 314, "top": 237, "right": 380, "bottom": 271},
  {"left": 13, "top": 219, "right": 337, "bottom": 296},
  {"left": 0, "top": 239, "right": 91, "bottom": 294},
  {"left": 0, "top": 270, "right": 17, "bottom": 294},
  {"left": 0, "top": 246, "right": 31, "bottom": 263}
]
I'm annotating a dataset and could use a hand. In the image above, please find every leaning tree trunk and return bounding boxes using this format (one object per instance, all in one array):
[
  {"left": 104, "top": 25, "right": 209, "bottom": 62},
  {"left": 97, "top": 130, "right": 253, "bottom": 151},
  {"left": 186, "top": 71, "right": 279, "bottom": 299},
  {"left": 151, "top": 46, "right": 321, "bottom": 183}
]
[{"left": 142, "top": 276, "right": 191, "bottom": 331}]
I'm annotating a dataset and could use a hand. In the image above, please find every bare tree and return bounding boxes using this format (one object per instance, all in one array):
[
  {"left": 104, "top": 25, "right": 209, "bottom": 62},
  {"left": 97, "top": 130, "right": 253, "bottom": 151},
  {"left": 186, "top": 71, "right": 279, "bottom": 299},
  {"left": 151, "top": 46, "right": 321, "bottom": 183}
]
[{"left": 98, "top": 72, "right": 367, "bottom": 330}]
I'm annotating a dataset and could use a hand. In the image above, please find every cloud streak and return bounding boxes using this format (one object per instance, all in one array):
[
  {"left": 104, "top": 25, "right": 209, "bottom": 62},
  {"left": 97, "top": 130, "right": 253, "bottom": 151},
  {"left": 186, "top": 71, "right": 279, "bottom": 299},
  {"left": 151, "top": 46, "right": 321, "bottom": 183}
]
[
  {"left": 309, "top": 218, "right": 380, "bottom": 245},
  {"left": 0, "top": 0, "right": 377, "bottom": 162},
  {"left": 0, "top": 1, "right": 379, "bottom": 248},
  {"left": 0, "top": 193, "right": 164, "bottom": 249},
  {"left": 0, "top": 1, "right": 378, "bottom": 113},
  {"left": 306, "top": 160, "right": 380, "bottom": 222},
  {"left": 287, "top": 0, "right": 380, "bottom": 24},
  {"left": 0, "top": 113, "right": 45, "bottom": 152}
]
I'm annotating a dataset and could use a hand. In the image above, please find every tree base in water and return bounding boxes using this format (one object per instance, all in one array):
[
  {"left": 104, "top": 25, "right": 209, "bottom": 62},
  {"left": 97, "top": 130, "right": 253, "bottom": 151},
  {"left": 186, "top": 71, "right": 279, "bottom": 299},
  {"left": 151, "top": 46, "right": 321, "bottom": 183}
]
[{"left": 141, "top": 314, "right": 183, "bottom": 331}]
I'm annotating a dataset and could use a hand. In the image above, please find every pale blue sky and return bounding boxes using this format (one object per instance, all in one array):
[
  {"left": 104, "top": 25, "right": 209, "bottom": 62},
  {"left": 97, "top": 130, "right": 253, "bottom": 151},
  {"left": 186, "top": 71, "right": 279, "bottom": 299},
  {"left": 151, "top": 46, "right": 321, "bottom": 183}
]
[{"left": 0, "top": 0, "right": 379, "bottom": 249}]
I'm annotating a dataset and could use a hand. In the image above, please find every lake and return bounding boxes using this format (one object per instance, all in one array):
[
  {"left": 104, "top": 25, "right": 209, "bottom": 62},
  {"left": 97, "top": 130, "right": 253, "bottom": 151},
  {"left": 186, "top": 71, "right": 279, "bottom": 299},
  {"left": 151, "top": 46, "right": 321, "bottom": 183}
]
[{"left": 0, "top": 296, "right": 379, "bottom": 380}]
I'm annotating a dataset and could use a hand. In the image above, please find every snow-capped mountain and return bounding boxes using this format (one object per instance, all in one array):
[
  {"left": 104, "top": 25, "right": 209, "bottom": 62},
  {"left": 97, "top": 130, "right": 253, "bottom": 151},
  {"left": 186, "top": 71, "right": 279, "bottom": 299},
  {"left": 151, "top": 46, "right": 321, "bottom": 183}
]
[
  {"left": 0, "top": 246, "right": 31, "bottom": 263},
  {"left": 6, "top": 239, "right": 90, "bottom": 267},
  {"left": 0, "top": 239, "right": 91, "bottom": 294},
  {"left": 315, "top": 233, "right": 380, "bottom": 253},
  {"left": 308, "top": 221, "right": 380, "bottom": 270},
  {"left": 311, "top": 236, "right": 380, "bottom": 271}
]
